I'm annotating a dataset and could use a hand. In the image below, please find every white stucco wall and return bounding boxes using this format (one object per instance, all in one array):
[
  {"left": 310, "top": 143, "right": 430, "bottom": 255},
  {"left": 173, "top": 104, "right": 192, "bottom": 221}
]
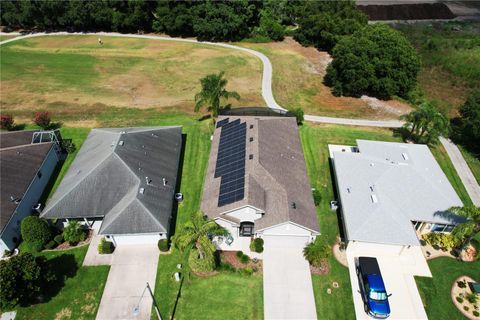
[
  {"left": 225, "top": 206, "right": 262, "bottom": 222},
  {"left": 108, "top": 233, "right": 165, "bottom": 247},
  {"left": 215, "top": 218, "right": 239, "bottom": 238}
]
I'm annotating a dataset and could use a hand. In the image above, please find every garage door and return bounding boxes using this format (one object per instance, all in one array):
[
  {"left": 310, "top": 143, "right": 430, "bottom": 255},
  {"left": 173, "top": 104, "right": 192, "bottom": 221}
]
[
  {"left": 263, "top": 235, "right": 317, "bottom": 320},
  {"left": 110, "top": 234, "right": 162, "bottom": 246}
]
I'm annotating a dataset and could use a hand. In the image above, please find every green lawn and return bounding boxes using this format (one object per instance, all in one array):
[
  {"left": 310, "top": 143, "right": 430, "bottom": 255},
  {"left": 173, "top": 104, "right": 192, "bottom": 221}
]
[
  {"left": 0, "top": 35, "right": 263, "bottom": 117},
  {"left": 459, "top": 146, "right": 480, "bottom": 185},
  {"left": 15, "top": 246, "right": 110, "bottom": 320},
  {"left": 430, "top": 144, "right": 473, "bottom": 205},
  {"left": 415, "top": 257, "right": 480, "bottom": 320},
  {"left": 299, "top": 124, "right": 403, "bottom": 320}
]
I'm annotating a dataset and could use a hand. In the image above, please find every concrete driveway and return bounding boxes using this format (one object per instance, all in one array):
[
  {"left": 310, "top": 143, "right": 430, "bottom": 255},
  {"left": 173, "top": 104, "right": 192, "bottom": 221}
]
[
  {"left": 346, "top": 245, "right": 430, "bottom": 320},
  {"left": 263, "top": 236, "right": 317, "bottom": 320},
  {"left": 96, "top": 244, "right": 159, "bottom": 320}
]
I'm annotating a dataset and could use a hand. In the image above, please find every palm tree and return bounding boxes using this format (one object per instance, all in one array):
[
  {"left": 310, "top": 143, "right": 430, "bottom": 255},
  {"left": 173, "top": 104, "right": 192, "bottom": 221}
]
[
  {"left": 450, "top": 205, "right": 480, "bottom": 248},
  {"left": 401, "top": 102, "right": 449, "bottom": 144},
  {"left": 173, "top": 211, "right": 226, "bottom": 269},
  {"left": 194, "top": 71, "right": 240, "bottom": 121}
]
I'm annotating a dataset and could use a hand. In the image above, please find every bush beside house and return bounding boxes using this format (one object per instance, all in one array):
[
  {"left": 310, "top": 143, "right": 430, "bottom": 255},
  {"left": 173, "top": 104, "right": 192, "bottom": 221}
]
[
  {"left": 158, "top": 239, "right": 169, "bottom": 252},
  {"left": 250, "top": 238, "right": 264, "bottom": 253},
  {"left": 63, "top": 220, "right": 86, "bottom": 245},
  {"left": 98, "top": 237, "right": 114, "bottom": 254},
  {"left": 20, "top": 216, "right": 52, "bottom": 252}
]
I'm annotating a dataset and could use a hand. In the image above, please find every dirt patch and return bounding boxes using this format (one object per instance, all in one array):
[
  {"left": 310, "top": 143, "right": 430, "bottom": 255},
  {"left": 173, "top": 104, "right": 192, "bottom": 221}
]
[
  {"left": 55, "top": 308, "right": 72, "bottom": 320},
  {"left": 310, "top": 259, "right": 330, "bottom": 276},
  {"left": 360, "top": 95, "right": 412, "bottom": 116},
  {"left": 81, "top": 304, "right": 96, "bottom": 315}
]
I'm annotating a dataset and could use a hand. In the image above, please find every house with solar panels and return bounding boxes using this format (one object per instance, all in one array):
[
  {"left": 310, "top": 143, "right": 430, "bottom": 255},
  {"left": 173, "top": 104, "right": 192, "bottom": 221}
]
[
  {"left": 201, "top": 116, "right": 319, "bottom": 252},
  {"left": 41, "top": 127, "right": 182, "bottom": 246}
]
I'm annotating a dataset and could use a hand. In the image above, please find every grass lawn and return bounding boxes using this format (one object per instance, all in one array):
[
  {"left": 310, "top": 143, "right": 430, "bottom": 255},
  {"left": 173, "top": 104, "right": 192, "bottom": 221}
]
[
  {"left": 300, "top": 124, "right": 402, "bottom": 319},
  {"left": 14, "top": 246, "right": 110, "bottom": 320},
  {"left": 415, "top": 257, "right": 480, "bottom": 320},
  {"left": 396, "top": 21, "right": 480, "bottom": 117},
  {"left": 239, "top": 38, "right": 411, "bottom": 119},
  {"left": 459, "top": 146, "right": 480, "bottom": 185},
  {"left": 0, "top": 35, "right": 17, "bottom": 41},
  {"left": 0, "top": 35, "right": 263, "bottom": 116}
]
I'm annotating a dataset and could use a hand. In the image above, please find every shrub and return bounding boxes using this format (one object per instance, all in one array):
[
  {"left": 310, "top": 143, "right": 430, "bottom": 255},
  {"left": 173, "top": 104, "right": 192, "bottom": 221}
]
[
  {"left": 63, "top": 220, "right": 86, "bottom": 244},
  {"left": 456, "top": 296, "right": 464, "bottom": 303},
  {"left": 32, "top": 111, "right": 51, "bottom": 129},
  {"left": 24, "top": 241, "right": 44, "bottom": 253},
  {"left": 473, "top": 311, "right": 479, "bottom": 317},
  {"left": 0, "top": 253, "right": 55, "bottom": 309},
  {"left": 250, "top": 238, "right": 264, "bottom": 253},
  {"left": 240, "top": 253, "right": 250, "bottom": 264},
  {"left": 3, "top": 250, "right": 12, "bottom": 258},
  {"left": 288, "top": 108, "right": 304, "bottom": 125},
  {"left": 98, "top": 237, "right": 114, "bottom": 254},
  {"left": 0, "top": 114, "right": 14, "bottom": 130},
  {"left": 60, "top": 139, "right": 76, "bottom": 154},
  {"left": 303, "top": 238, "right": 332, "bottom": 267},
  {"left": 44, "top": 240, "right": 56, "bottom": 250},
  {"left": 236, "top": 251, "right": 244, "bottom": 259},
  {"left": 312, "top": 189, "right": 322, "bottom": 207},
  {"left": 466, "top": 292, "right": 478, "bottom": 304},
  {"left": 158, "top": 239, "right": 169, "bottom": 252},
  {"left": 243, "top": 267, "right": 253, "bottom": 276},
  {"left": 457, "top": 280, "right": 467, "bottom": 288},
  {"left": 464, "top": 306, "right": 469, "bottom": 311},
  {"left": 54, "top": 234, "right": 64, "bottom": 245},
  {"left": 422, "top": 233, "right": 460, "bottom": 250},
  {"left": 188, "top": 249, "right": 215, "bottom": 273},
  {"left": 20, "top": 216, "right": 51, "bottom": 247}
]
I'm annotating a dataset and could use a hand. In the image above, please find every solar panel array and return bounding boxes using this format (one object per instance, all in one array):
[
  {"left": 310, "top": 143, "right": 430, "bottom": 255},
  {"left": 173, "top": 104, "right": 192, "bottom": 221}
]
[{"left": 215, "top": 119, "right": 247, "bottom": 207}]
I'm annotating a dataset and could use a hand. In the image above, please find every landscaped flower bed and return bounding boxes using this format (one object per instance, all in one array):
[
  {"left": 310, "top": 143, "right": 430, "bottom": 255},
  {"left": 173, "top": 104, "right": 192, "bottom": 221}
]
[{"left": 451, "top": 276, "right": 480, "bottom": 319}]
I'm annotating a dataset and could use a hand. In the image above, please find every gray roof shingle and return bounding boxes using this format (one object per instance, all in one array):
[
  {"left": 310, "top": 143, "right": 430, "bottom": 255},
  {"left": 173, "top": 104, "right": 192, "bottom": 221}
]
[
  {"left": 41, "top": 127, "right": 182, "bottom": 235},
  {"left": 1, "top": 131, "right": 54, "bottom": 231},
  {"left": 201, "top": 116, "right": 319, "bottom": 233},
  {"left": 333, "top": 140, "right": 464, "bottom": 246}
]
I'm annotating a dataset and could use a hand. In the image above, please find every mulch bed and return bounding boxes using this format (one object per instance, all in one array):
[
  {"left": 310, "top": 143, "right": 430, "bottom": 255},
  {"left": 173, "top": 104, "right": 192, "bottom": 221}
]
[
  {"left": 54, "top": 229, "right": 94, "bottom": 250},
  {"left": 221, "top": 251, "right": 263, "bottom": 273},
  {"left": 310, "top": 259, "right": 330, "bottom": 276}
]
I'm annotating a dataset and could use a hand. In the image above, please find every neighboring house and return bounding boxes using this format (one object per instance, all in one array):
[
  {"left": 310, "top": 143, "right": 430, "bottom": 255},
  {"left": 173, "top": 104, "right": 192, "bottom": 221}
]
[
  {"left": 0, "top": 130, "right": 61, "bottom": 253},
  {"left": 201, "top": 116, "right": 319, "bottom": 251},
  {"left": 41, "top": 127, "right": 182, "bottom": 246},
  {"left": 329, "top": 140, "right": 464, "bottom": 252}
]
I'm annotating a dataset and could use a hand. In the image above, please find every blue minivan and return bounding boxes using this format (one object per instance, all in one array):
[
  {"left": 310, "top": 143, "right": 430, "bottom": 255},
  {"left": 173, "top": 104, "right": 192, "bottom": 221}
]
[{"left": 356, "top": 257, "right": 391, "bottom": 318}]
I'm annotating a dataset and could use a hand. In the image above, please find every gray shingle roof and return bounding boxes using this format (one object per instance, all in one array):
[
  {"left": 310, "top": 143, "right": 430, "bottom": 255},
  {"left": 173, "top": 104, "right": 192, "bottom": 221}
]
[
  {"left": 41, "top": 127, "right": 182, "bottom": 235},
  {"left": 201, "top": 116, "right": 319, "bottom": 233},
  {"left": 1, "top": 131, "right": 54, "bottom": 231},
  {"left": 333, "top": 140, "right": 464, "bottom": 246}
]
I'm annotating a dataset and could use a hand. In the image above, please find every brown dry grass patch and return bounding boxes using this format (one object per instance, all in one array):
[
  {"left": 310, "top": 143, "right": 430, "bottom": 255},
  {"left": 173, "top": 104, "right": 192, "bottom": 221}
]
[{"left": 54, "top": 307, "right": 72, "bottom": 320}]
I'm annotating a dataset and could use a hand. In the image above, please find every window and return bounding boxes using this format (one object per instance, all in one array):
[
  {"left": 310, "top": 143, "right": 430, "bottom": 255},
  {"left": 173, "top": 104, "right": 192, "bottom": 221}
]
[
  {"left": 369, "top": 291, "right": 387, "bottom": 301},
  {"left": 431, "top": 224, "right": 455, "bottom": 233},
  {"left": 249, "top": 154, "right": 253, "bottom": 160},
  {"left": 250, "top": 137, "right": 254, "bottom": 142},
  {"left": 37, "top": 171, "right": 42, "bottom": 179},
  {"left": 250, "top": 125, "right": 253, "bottom": 129},
  {"left": 240, "top": 222, "right": 254, "bottom": 237}
]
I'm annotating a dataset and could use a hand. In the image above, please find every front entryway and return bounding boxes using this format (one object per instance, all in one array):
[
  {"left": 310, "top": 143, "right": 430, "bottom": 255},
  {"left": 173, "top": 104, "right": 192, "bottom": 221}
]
[{"left": 262, "top": 235, "right": 317, "bottom": 320}]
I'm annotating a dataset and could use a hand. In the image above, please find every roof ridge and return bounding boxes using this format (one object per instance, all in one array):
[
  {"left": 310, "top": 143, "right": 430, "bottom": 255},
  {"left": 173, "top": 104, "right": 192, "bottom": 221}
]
[
  {"left": 97, "top": 184, "right": 139, "bottom": 233},
  {"left": 42, "top": 149, "right": 116, "bottom": 213},
  {"left": 0, "top": 142, "right": 53, "bottom": 151}
]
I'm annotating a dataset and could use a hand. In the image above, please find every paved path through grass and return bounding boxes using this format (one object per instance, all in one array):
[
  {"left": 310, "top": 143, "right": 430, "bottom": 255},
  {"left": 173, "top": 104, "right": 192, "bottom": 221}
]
[{"left": 440, "top": 137, "right": 480, "bottom": 206}]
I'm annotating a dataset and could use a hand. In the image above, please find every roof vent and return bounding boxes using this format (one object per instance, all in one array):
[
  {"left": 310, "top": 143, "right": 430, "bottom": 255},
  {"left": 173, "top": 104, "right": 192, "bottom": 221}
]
[
  {"left": 118, "top": 140, "right": 124, "bottom": 146},
  {"left": 146, "top": 176, "right": 151, "bottom": 185},
  {"left": 347, "top": 187, "right": 351, "bottom": 193},
  {"left": 370, "top": 163, "right": 375, "bottom": 167},
  {"left": 139, "top": 188, "right": 145, "bottom": 194},
  {"left": 369, "top": 185, "right": 374, "bottom": 192},
  {"left": 291, "top": 202, "right": 297, "bottom": 209},
  {"left": 371, "top": 194, "right": 378, "bottom": 203},
  {"left": 163, "top": 178, "right": 167, "bottom": 186},
  {"left": 402, "top": 153, "right": 409, "bottom": 160},
  {"left": 110, "top": 141, "right": 115, "bottom": 147},
  {"left": 249, "top": 154, "right": 253, "bottom": 160}
]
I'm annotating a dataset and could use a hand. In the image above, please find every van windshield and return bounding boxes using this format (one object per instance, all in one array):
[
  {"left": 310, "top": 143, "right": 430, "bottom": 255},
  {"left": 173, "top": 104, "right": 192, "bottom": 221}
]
[{"left": 369, "top": 291, "right": 387, "bottom": 301}]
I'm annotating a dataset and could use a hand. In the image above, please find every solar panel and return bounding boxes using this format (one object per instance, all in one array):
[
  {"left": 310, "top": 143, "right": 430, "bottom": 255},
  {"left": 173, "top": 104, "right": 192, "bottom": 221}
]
[
  {"left": 216, "top": 118, "right": 230, "bottom": 128},
  {"left": 215, "top": 119, "right": 247, "bottom": 207}
]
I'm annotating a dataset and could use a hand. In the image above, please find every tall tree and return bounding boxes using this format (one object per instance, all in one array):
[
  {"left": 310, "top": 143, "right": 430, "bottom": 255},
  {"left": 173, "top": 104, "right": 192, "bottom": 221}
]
[
  {"left": 401, "top": 102, "right": 449, "bottom": 144},
  {"left": 325, "top": 24, "right": 420, "bottom": 99},
  {"left": 173, "top": 211, "right": 225, "bottom": 272},
  {"left": 451, "top": 90, "right": 480, "bottom": 155},
  {"left": 450, "top": 205, "right": 480, "bottom": 249},
  {"left": 194, "top": 71, "right": 240, "bottom": 120}
]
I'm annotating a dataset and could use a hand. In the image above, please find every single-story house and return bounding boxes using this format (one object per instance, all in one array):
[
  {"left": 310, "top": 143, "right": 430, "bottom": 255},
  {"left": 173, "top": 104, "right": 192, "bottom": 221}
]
[
  {"left": 201, "top": 116, "right": 319, "bottom": 250},
  {"left": 41, "top": 127, "right": 182, "bottom": 246},
  {"left": 1, "top": 130, "right": 62, "bottom": 252},
  {"left": 330, "top": 140, "right": 464, "bottom": 252}
]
